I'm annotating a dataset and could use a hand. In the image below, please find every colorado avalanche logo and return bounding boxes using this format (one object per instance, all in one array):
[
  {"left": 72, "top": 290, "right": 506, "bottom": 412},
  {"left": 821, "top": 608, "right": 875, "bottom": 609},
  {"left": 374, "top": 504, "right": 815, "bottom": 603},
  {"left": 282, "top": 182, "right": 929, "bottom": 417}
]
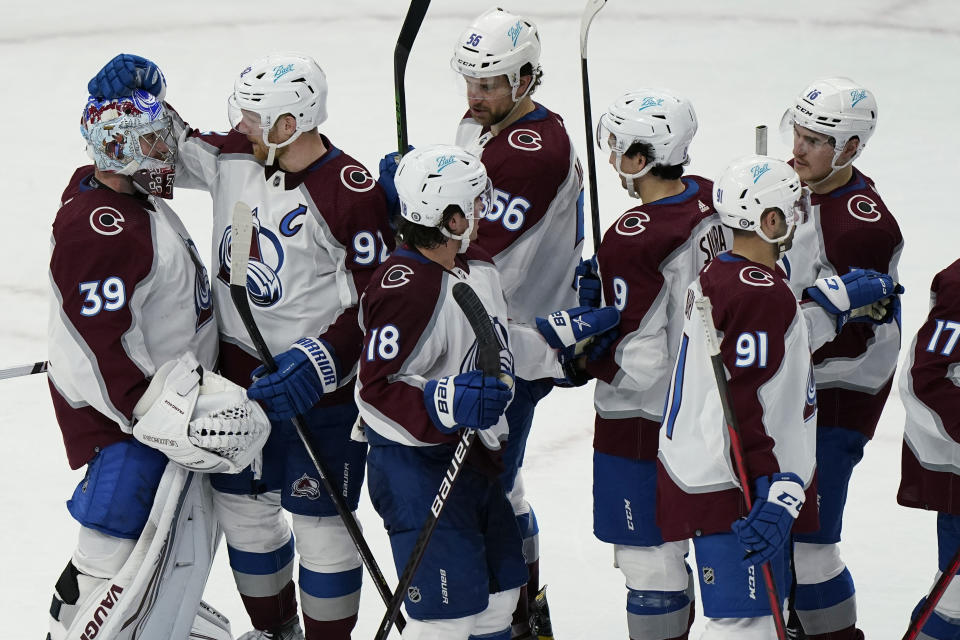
[
  {"left": 381, "top": 264, "right": 414, "bottom": 289},
  {"left": 291, "top": 474, "right": 322, "bottom": 500},
  {"left": 615, "top": 211, "right": 650, "bottom": 236},
  {"left": 130, "top": 89, "right": 163, "bottom": 119},
  {"left": 217, "top": 207, "right": 286, "bottom": 307},
  {"left": 340, "top": 165, "right": 376, "bottom": 193},
  {"left": 460, "top": 317, "right": 513, "bottom": 376},
  {"left": 846, "top": 194, "right": 881, "bottom": 222},
  {"left": 803, "top": 363, "right": 817, "bottom": 422},
  {"left": 89, "top": 206, "right": 125, "bottom": 235},
  {"left": 507, "top": 128, "right": 542, "bottom": 152},
  {"left": 739, "top": 266, "right": 775, "bottom": 287},
  {"left": 182, "top": 236, "right": 214, "bottom": 330}
]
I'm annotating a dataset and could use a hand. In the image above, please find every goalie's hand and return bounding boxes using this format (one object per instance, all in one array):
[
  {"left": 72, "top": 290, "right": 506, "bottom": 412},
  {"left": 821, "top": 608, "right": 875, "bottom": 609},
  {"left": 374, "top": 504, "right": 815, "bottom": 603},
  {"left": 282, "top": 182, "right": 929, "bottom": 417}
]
[
  {"left": 805, "top": 268, "right": 903, "bottom": 332},
  {"left": 247, "top": 337, "right": 341, "bottom": 421},
  {"left": 88, "top": 53, "right": 167, "bottom": 100},
  {"left": 132, "top": 352, "right": 270, "bottom": 474}
]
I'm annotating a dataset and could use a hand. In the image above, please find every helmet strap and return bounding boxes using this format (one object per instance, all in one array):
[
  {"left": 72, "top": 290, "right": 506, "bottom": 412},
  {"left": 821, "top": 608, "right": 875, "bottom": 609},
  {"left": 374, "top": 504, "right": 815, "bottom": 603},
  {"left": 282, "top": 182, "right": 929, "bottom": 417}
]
[{"left": 615, "top": 154, "right": 653, "bottom": 200}]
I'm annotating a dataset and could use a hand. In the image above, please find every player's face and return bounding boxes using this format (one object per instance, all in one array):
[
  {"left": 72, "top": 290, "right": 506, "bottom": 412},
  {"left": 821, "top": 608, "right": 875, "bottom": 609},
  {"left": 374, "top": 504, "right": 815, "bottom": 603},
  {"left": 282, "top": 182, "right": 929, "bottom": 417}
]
[
  {"left": 236, "top": 110, "right": 294, "bottom": 164},
  {"left": 464, "top": 75, "right": 515, "bottom": 126},
  {"left": 610, "top": 148, "right": 644, "bottom": 190},
  {"left": 791, "top": 125, "right": 835, "bottom": 183}
]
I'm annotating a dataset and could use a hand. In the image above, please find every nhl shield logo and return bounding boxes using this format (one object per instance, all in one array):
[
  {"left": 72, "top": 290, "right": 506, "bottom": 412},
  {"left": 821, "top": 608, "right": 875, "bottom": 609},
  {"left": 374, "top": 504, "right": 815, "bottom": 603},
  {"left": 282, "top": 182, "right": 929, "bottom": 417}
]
[
  {"left": 702, "top": 566, "right": 715, "bottom": 585},
  {"left": 407, "top": 586, "right": 422, "bottom": 603},
  {"left": 291, "top": 473, "right": 321, "bottom": 500}
]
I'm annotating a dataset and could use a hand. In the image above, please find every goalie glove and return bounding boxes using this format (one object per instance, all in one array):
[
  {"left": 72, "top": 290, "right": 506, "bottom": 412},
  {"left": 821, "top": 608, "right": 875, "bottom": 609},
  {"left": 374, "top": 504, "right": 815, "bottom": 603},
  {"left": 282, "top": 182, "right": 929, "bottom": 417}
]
[
  {"left": 805, "top": 268, "right": 904, "bottom": 332},
  {"left": 535, "top": 305, "right": 620, "bottom": 386},
  {"left": 132, "top": 352, "right": 270, "bottom": 474},
  {"left": 731, "top": 472, "right": 805, "bottom": 568}
]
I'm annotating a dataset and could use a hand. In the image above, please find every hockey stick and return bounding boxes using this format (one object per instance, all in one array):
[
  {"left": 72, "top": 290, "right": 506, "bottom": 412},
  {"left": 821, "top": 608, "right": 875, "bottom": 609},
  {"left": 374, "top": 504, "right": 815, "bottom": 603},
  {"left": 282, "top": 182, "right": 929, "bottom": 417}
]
[
  {"left": 756, "top": 125, "right": 768, "bottom": 155},
  {"left": 394, "top": 0, "right": 431, "bottom": 154},
  {"left": 902, "top": 545, "right": 960, "bottom": 640},
  {"left": 694, "top": 296, "right": 788, "bottom": 640},
  {"left": 0, "top": 360, "right": 48, "bottom": 380},
  {"left": 580, "top": 0, "right": 607, "bottom": 251},
  {"left": 374, "top": 281, "right": 501, "bottom": 640},
  {"left": 229, "top": 202, "right": 405, "bottom": 632}
]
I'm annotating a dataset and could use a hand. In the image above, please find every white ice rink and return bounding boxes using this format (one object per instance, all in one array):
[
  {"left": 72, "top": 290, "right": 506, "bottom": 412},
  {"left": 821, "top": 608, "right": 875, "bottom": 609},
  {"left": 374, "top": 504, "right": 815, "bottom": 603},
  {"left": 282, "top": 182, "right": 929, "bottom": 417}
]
[{"left": 2, "top": 1, "right": 959, "bottom": 637}]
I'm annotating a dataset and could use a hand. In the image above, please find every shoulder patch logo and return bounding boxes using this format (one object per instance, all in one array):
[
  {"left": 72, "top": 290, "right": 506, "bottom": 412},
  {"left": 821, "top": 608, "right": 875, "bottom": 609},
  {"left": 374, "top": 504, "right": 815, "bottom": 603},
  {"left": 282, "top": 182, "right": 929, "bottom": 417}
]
[
  {"left": 89, "top": 206, "right": 125, "bottom": 236},
  {"left": 382, "top": 264, "right": 414, "bottom": 289},
  {"left": 340, "top": 164, "right": 376, "bottom": 193},
  {"left": 698, "top": 200, "right": 710, "bottom": 213},
  {"left": 739, "top": 266, "right": 775, "bottom": 287},
  {"left": 847, "top": 194, "right": 881, "bottom": 222},
  {"left": 615, "top": 210, "right": 650, "bottom": 236},
  {"left": 507, "top": 128, "right": 543, "bottom": 152}
]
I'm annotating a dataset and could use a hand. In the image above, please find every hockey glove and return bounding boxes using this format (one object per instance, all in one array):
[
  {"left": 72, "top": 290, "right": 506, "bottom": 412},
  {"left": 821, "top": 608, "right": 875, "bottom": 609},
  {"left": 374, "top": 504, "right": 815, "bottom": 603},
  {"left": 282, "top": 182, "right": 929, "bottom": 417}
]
[
  {"left": 247, "top": 337, "right": 341, "bottom": 421},
  {"left": 88, "top": 53, "right": 167, "bottom": 100},
  {"left": 731, "top": 472, "right": 805, "bottom": 568},
  {"left": 378, "top": 146, "right": 413, "bottom": 224},
  {"left": 573, "top": 256, "right": 602, "bottom": 308},
  {"left": 536, "top": 306, "right": 621, "bottom": 385},
  {"left": 805, "top": 268, "right": 903, "bottom": 332},
  {"left": 424, "top": 370, "right": 513, "bottom": 433}
]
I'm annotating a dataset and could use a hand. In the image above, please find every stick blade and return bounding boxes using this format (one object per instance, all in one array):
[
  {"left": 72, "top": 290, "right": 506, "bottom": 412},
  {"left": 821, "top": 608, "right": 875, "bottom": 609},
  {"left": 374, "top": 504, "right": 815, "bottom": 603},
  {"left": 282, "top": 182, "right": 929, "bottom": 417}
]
[
  {"left": 230, "top": 202, "right": 253, "bottom": 289},
  {"left": 579, "top": 0, "right": 608, "bottom": 54},
  {"left": 452, "top": 282, "right": 500, "bottom": 377}
]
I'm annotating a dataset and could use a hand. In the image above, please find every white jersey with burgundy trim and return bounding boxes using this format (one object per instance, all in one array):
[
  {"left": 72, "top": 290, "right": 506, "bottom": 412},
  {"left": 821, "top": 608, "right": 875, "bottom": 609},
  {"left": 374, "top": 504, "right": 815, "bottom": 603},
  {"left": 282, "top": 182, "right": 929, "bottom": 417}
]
[
  {"left": 175, "top": 128, "right": 393, "bottom": 389},
  {"left": 48, "top": 167, "right": 218, "bottom": 469},
  {"left": 455, "top": 103, "right": 582, "bottom": 328}
]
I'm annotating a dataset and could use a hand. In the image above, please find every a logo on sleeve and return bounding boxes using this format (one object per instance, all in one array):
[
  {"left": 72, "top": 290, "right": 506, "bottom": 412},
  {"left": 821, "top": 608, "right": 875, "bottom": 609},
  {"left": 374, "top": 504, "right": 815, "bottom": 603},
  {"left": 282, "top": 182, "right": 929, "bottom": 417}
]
[
  {"left": 89, "top": 207, "right": 125, "bottom": 235},
  {"left": 739, "top": 266, "right": 775, "bottom": 287},
  {"left": 340, "top": 165, "right": 376, "bottom": 193},
  {"left": 846, "top": 194, "right": 881, "bottom": 222},
  {"left": 381, "top": 264, "right": 414, "bottom": 289},
  {"left": 615, "top": 211, "right": 650, "bottom": 236},
  {"left": 507, "top": 128, "right": 542, "bottom": 152}
]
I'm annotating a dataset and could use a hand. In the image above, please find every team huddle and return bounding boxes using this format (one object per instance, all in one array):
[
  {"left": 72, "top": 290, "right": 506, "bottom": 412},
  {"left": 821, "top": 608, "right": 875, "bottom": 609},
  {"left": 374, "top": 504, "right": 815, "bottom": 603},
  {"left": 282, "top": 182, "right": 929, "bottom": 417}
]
[{"left": 42, "top": 6, "right": 960, "bottom": 640}]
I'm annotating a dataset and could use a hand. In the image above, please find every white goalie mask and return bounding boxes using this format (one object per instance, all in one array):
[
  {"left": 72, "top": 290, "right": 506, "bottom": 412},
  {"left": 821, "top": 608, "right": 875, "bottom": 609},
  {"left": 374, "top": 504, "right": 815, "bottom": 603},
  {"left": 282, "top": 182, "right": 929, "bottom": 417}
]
[
  {"left": 395, "top": 144, "right": 493, "bottom": 253},
  {"left": 81, "top": 90, "right": 177, "bottom": 199},
  {"left": 451, "top": 7, "right": 541, "bottom": 102},
  {"left": 714, "top": 155, "right": 809, "bottom": 246},
  {"left": 780, "top": 77, "right": 878, "bottom": 175},
  {"left": 597, "top": 88, "right": 697, "bottom": 198},
  {"left": 227, "top": 52, "right": 328, "bottom": 165}
]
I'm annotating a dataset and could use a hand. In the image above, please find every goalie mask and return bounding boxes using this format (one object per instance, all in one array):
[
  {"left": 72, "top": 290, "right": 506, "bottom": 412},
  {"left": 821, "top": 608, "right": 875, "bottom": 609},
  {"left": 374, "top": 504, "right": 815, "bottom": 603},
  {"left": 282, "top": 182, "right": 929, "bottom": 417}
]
[
  {"left": 597, "top": 88, "right": 697, "bottom": 198},
  {"left": 395, "top": 144, "right": 493, "bottom": 253},
  {"left": 780, "top": 77, "right": 878, "bottom": 177},
  {"left": 714, "top": 155, "right": 809, "bottom": 248},
  {"left": 81, "top": 90, "right": 177, "bottom": 199},
  {"left": 228, "top": 52, "right": 328, "bottom": 166}
]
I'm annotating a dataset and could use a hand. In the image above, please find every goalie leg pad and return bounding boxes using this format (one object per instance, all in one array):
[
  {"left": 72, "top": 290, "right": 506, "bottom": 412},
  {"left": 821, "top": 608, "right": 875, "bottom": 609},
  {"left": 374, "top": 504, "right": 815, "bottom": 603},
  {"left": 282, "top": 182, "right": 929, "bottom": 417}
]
[{"left": 67, "top": 440, "right": 168, "bottom": 539}]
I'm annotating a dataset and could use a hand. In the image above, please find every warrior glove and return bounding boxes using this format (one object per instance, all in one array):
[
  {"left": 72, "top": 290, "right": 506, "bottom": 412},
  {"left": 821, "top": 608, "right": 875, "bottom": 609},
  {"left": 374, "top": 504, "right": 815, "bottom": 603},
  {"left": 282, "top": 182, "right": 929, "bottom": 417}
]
[
  {"left": 247, "top": 337, "right": 341, "bottom": 421},
  {"left": 731, "top": 472, "right": 805, "bottom": 567}
]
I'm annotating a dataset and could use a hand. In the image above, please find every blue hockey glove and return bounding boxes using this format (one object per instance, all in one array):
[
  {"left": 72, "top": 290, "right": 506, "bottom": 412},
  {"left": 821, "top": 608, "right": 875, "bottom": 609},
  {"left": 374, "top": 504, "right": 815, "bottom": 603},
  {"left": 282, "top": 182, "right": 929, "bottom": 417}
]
[
  {"left": 731, "top": 472, "right": 805, "bottom": 568},
  {"left": 247, "top": 337, "right": 340, "bottom": 421},
  {"left": 88, "top": 54, "right": 167, "bottom": 100},
  {"left": 378, "top": 146, "right": 413, "bottom": 223},
  {"left": 536, "top": 305, "right": 620, "bottom": 387},
  {"left": 573, "top": 256, "right": 602, "bottom": 308},
  {"left": 424, "top": 370, "right": 513, "bottom": 433},
  {"left": 805, "top": 268, "right": 904, "bottom": 332}
]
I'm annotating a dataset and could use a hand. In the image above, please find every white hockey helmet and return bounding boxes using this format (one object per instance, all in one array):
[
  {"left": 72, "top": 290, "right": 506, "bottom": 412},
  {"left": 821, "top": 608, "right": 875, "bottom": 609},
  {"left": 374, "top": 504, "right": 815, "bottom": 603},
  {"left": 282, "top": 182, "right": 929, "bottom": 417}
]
[
  {"left": 597, "top": 88, "right": 698, "bottom": 197},
  {"left": 451, "top": 7, "right": 542, "bottom": 101},
  {"left": 781, "top": 77, "right": 878, "bottom": 169},
  {"left": 713, "top": 155, "right": 809, "bottom": 245},
  {"left": 395, "top": 144, "right": 493, "bottom": 252},
  {"left": 81, "top": 90, "right": 177, "bottom": 199},
  {"left": 227, "top": 53, "right": 328, "bottom": 164}
]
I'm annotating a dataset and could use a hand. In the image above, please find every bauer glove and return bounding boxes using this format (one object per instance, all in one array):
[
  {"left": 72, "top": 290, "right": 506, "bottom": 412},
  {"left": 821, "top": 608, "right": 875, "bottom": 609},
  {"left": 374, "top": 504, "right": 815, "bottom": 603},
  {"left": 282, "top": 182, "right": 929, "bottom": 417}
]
[
  {"left": 378, "top": 146, "right": 413, "bottom": 224},
  {"left": 88, "top": 53, "right": 167, "bottom": 100},
  {"left": 573, "top": 256, "right": 602, "bottom": 308},
  {"left": 805, "top": 268, "right": 904, "bottom": 332},
  {"left": 247, "top": 337, "right": 340, "bottom": 421},
  {"left": 424, "top": 370, "right": 513, "bottom": 433},
  {"left": 536, "top": 305, "right": 620, "bottom": 385},
  {"left": 731, "top": 472, "right": 805, "bottom": 567}
]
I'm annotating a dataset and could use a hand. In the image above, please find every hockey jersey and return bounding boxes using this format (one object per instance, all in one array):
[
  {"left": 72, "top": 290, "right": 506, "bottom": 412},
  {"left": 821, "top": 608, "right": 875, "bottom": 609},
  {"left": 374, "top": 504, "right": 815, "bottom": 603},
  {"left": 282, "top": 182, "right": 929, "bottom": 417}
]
[
  {"left": 657, "top": 252, "right": 819, "bottom": 540},
  {"left": 455, "top": 103, "right": 582, "bottom": 327},
  {"left": 48, "top": 167, "right": 217, "bottom": 469},
  {"left": 781, "top": 167, "right": 903, "bottom": 438},
  {"left": 586, "top": 176, "right": 730, "bottom": 462},
  {"left": 356, "top": 245, "right": 561, "bottom": 453},
  {"left": 176, "top": 129, "right": 393, "bottom": 404},
  {"left": 898, "top": 259, "right": 960, "bottom": 514}
]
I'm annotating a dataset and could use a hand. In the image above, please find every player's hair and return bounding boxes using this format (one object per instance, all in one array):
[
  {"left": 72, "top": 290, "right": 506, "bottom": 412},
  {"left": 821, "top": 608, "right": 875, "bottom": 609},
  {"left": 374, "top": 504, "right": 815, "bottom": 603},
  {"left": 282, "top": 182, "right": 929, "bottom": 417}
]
[
  {"left": 625, "top": 141, "right": 685, "bottom": 180},
  {"left": 396, "top": 205, "right": 462, "bottom": 249},
  {"left": 520, "top": 63, "right": 543, "bottom": 96}
]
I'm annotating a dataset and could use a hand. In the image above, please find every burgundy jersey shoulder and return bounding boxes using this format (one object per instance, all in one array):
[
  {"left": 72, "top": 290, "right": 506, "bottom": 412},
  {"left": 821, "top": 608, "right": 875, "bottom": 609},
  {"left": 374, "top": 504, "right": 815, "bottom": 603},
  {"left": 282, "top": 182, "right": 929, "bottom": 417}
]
[
  {"left": 481, "top": 103, "right": 572, "bottom": 186},
  {"left": 461, "top": 243, "right": 496, "bottom": 267},
  {"left": 700, "top": 253, "right": 796, "bottom": 331},
  {"left": 363, "top": 248, "right": 445, "bottom": 320}
]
